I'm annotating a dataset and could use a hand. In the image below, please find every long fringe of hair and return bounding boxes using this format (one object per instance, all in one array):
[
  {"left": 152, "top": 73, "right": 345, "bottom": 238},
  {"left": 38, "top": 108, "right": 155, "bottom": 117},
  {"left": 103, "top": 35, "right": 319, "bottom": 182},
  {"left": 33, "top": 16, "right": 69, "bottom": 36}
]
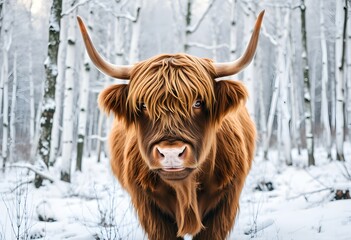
[{"left": 128, "top": 54, "right": 216, "bottom": 121}]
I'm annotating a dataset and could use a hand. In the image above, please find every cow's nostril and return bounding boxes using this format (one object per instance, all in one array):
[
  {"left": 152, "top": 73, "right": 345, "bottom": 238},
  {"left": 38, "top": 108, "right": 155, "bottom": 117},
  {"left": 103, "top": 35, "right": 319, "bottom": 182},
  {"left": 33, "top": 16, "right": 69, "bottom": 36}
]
[
  {"left": 178, "top": 146, "right": 186, "bottom": 158},
  {"left": 156, "top": 147, "right": 165, "bottom": 158}
]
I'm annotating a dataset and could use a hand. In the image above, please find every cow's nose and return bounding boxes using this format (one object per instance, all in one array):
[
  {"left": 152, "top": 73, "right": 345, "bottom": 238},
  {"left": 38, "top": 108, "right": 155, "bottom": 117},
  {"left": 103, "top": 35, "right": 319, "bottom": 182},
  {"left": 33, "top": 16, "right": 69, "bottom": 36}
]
[
  {"left": 152, "top": 145, "right": 187, "bottom": 169},
  {"left": 157, "top": 146, "right": 186, "bottom": 159}
]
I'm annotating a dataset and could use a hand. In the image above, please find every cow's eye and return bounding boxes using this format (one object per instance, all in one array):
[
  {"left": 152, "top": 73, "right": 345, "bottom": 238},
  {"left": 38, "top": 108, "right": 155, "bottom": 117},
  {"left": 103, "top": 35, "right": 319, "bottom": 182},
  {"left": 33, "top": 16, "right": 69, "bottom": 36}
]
[
  {"left": 140, "top": 103, "right": 147, "bottom": 110},
  {"left": 192, "top": 100, "right": 203, "bottom": 109}
]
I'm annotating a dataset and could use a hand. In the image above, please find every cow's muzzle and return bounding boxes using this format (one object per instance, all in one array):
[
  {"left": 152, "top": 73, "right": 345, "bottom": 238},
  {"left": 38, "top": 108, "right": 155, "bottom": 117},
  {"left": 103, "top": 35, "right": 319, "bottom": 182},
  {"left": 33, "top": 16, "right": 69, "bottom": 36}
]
[{"left": 151, "top": 141, "right": 196, "bottom": 180}]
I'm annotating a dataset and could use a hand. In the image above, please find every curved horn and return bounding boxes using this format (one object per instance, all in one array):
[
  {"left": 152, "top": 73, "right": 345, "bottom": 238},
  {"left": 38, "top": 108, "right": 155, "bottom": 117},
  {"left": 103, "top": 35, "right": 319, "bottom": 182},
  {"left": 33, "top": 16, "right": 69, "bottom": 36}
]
[
  {"left": 214, "top": 10, "right": 265, "bottom": 78},
  {"left": 77, "top": 16, "right": 132, "bottom": 79}
]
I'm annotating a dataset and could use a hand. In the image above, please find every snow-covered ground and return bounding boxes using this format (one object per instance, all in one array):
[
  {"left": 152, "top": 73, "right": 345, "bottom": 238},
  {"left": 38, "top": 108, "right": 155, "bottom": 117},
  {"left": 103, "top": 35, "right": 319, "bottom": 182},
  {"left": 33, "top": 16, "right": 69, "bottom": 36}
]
[{"left": 1, "top": 145, "right": 350, "bottom": 240}]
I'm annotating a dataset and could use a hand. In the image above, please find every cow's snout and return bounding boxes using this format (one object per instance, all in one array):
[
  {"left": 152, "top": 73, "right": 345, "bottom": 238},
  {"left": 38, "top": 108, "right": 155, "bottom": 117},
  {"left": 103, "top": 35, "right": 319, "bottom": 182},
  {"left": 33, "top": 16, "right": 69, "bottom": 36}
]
[{"left": 152, "top": 141, "right": 194, "bottom": 171}]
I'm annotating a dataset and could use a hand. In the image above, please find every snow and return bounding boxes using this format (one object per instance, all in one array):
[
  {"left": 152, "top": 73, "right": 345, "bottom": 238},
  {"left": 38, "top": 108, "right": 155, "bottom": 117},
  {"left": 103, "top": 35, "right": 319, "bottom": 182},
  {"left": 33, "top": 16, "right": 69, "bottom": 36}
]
[{"left": 1, "top": 146, "right": 350, "bottom": 240}]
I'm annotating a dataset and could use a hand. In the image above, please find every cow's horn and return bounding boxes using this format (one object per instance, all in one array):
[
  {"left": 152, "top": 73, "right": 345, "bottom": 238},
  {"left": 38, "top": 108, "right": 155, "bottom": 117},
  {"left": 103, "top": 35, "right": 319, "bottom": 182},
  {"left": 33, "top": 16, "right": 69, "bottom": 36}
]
[
  {"left": 77, "top": 16, "right": 132, "bottom": 80},
  {"left": 214, "top": 10, "right": 265, "bottom": 78}
]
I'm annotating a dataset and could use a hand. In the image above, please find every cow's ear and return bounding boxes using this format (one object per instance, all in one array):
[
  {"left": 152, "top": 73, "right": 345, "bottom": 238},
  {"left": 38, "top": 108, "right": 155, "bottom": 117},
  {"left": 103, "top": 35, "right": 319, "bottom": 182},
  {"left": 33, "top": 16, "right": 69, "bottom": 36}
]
[
  {"left": 98, "top": 84, "right": 129, "bottom": 119},
  {"left": 213, "top": 80, "right": 248, "bottom": 120}
]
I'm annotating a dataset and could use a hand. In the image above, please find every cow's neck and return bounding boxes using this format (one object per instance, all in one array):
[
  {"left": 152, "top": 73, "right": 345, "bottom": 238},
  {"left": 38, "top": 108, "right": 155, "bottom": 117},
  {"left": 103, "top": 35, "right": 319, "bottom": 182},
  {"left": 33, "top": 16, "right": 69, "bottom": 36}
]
[{"left": 166, "top": 175, "right": 203, "bottom": 237}]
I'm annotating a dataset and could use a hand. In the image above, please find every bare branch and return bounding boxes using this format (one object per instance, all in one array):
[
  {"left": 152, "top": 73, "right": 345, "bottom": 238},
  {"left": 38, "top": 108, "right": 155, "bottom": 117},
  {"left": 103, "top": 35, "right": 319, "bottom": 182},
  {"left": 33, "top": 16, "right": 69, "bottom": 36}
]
[
  {"left": 186, "top": 0, "right": 216, "bottom": 34},
  {"left": 95, "top": 0, "right": 141, "bottom": 22},
  {"left": 187, "top": 42, "right": 230, "bottom": 50},
  {"left": 177, "top": 0, "right": 186, "bottom": 17},
  {"left": 261, "top": 24, "right": 278, "bottom": 46},
  {"left": 8, "top": 164, "right": 56, "bottom": 183},
  {"left": 61, "top": 0, "right": 91, "bottom": 17},
  {"left": 286, "top": 188, "right": 333, "bottom": 200},
  {"left": 88, "top": 135, "right": 108, "bottom": 142},
  {"left": 10, "top": 180, "right": 33, "bottom": 193}
]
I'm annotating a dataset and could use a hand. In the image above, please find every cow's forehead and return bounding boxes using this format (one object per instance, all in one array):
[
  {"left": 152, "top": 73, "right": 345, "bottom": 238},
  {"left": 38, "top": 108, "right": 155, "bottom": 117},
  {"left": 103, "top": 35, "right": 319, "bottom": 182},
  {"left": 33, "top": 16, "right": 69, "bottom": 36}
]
[{"left": 127, "top": 54, "right": 216, "bottom": 119}]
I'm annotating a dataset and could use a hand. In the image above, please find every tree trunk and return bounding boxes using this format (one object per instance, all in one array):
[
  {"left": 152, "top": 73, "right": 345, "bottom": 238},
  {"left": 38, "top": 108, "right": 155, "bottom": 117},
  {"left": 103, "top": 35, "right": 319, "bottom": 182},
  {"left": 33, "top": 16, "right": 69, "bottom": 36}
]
[
  {"left": 96, "top": 110, "right": 105, "bottom": 163},
  {"left": 35, "top": 0, "right": 62, "bottom": 187},
  {"left": 347, "top": 3, "right": 351, "bottom": 140},
  {"left": 1, "top": 29, "right": 11, "bottom": 170},
  {"left": 49, "top": 2, "right": 68, "bottom": 167},
  {"left": 60, "top": 10, "right": 76, "bottom": 183},
  {"left": 76, "top": 9, "right": 93, "bottom": 172},
  {"left": 280, "top": 11, "right": 292, "bottom": 166},
  {"left": 0, "top": 0, "right": 3, "bottom": 34},
  {"left": 300, "top": 0, "right": 315, "bottom": 166},
  {"left": 320, "top": 0, "right": 332, "bottom": 160},
  {"left": 289, "top": 33, "right": 302, "bottom": 155},
  {"left": 184, "top": 0, "right": 192, "bottom": 52},
  {"left": 129, "top": 0, "right": 142, "bottom": 63},
  {"left": 263, "top": 75, "right": 279, "bottom": 159},
  {"left": 335, "top": 0, "right": 347, "bottom": 161},
  {"left": 9, "top": 51, "right": 17, "bottom": 163},
  {"left": 242, "top": 3, "right": 256, "bottom": 121},
  {"left": 229, "top": 0, "right": 237, "bottom": 60}
]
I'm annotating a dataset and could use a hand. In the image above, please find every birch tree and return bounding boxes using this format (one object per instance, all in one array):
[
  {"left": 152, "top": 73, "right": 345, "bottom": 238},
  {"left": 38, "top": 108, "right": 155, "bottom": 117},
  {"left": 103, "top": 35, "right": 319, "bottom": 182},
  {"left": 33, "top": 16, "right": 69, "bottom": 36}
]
[
  {"left": 347, "top": 4, "right": 351, "bottom": 138},
  {"left": 279, "top": 9, "right": 292, "bottom": 165},
  {"left": 96, "top": 19, "right": 114, "bottom": 163},
  {"left": 1, "top": 30, "right": 11, "bottom": 169},
  {"left": 263, "top": 75, "right": 279, "bottom": 160},
  {"left": 49, "top": 20, "right": 67, "bottom": 167},
  {"left": 129, "top": 0, "right": 142, "bottom": 63},
  {"left": 300, "top": 0, "right": 314, "bottom": 166},
  {"left": 230, "top": 0, "right": 238, "bottom": 60},
  {"left": 28, "top": 10, "right": 35, "bottom": 146},
  {"left": 242, "top": 2, "right": 256, "bottom": 120},
  {"left": 1, "top": 52, "right": 9, "bottom": 169},
  {"left": 0, "top": 0, "right": 3, "bottom": 34},
  {"left": 335, "top": 0, "right": 347, "bottom": 161},
  {"left": 170, "top": 0, "right": 217, "bottom": 53},
  {"left": 320, "top": 0, "right": 332, "bottom": 160},
  {"left": 289, "top": 31, "right": 302, "bottom": 155},
  {"left": 60, "top": 9, "right": 76, "bottom": 183},
  {"left": 9, "top": 51, "right": 17, "bottom": 163},
  {"left": 35, "top": 0, "right": 62, "bottom": 187},
  {"left": 76, "top": 9, "right": 93, "bottom": 171}
]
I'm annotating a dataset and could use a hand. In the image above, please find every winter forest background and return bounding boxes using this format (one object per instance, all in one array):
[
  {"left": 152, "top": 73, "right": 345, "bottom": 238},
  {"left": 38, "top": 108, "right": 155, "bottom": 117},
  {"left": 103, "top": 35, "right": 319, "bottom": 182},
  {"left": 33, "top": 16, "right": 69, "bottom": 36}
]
[{"left": 0, "top": 0, "right": 351, "bottom": 239}]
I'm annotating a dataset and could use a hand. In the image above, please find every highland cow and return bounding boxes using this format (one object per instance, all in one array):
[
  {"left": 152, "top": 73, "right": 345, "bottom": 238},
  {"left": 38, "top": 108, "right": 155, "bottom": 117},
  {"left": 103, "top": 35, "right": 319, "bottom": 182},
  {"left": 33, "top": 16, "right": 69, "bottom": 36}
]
[{"left": 77, "top": 10, "right": 264, "bottom": 240}]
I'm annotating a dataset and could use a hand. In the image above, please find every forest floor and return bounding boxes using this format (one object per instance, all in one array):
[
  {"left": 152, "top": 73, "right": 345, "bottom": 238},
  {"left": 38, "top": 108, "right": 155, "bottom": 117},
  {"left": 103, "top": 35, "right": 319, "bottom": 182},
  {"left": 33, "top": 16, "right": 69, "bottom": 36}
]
[{"left": 1, "top": 144, "right": 351, "bottom": 240}]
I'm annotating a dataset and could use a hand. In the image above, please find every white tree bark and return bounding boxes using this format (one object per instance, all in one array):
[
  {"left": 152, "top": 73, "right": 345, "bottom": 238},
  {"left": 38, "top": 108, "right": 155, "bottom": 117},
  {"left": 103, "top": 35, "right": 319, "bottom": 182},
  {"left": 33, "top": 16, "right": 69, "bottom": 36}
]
[
  {"left": 35, "top": 0, "right": 62, "bottom": 188},
  {"left": 242, "top": 3, "right": 256, "bottom": 120},
  {"left": 347, "top": 4, "right": 351, "bottom": 140},
  {"left": 289, "top": 34, "right": 302, "bottom": 154},
  {"left": 28, "top": 1, "right": 35, "bottom": 144},
  {"left": 60, "top": 11, "right": 76, "bottom": 182},
  {"left": 49, "top": 0, "right": 69, "bottom": 166},
  {"left": 76, "top": 50, "right": 90, "bottom": 171},
  {"left": 96, "top": 19, "right": 112, "bottom": 163},
  {"left": 335, "top": 0, "right": 346, "bottom": 161},
  {"left": 9, "top": 51, "right": 17, "bottom": 163},
  {"left": 263, "top": 75, "right": 279, "bottom": 159},
  {"left": 230, "top": 0, "right": 237, "bottom": 61},
  {"left": 129, "top": 0, "right": 142, "bottom": 63},
  {"left": 1, "top": 29, "right": 11, "bottom": 169},
  {"left": 76, "top": 7, "right": 93, "bottom": 171},
  {"left": 300, "top": 0, "right": 315, "bottom": 166},
  {"left": 279, "top": 10, "right": 292, "bottom": 165},
  {"left": 320, "top": 0, "right": 332, "bottom": 160},
  {"left": 96, "top": 109, "right": 105, "bottom": 163}
]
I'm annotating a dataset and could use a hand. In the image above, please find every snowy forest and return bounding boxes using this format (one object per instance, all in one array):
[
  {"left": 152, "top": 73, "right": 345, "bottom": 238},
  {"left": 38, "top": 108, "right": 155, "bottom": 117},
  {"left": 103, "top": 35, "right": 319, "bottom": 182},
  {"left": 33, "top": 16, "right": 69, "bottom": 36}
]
[{"left": 0, "top": 0, "right": 351, "bottom": 239}]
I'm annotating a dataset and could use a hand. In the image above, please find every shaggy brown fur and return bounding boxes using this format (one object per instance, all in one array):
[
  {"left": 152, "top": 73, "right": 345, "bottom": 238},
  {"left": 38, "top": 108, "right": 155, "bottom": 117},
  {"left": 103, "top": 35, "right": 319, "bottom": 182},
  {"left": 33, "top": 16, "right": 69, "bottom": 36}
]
[{"left": 99, "top": 53, "right": 256, "bottom": 239}]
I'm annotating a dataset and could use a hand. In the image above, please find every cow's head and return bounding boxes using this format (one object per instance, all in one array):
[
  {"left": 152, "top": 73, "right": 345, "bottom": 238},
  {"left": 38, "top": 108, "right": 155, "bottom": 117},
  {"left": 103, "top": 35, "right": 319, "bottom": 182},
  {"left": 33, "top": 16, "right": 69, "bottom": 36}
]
[{"left": 77, "top": 11, "right": 264, "bottom": 182}]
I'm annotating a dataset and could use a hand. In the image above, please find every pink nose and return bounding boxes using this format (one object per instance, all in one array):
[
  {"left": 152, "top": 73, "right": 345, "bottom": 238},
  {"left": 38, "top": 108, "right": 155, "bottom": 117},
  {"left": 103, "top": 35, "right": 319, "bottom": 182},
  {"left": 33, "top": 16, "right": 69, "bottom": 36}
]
[{"left": 153, "top": 145, "right": 187, "bottom": 169}]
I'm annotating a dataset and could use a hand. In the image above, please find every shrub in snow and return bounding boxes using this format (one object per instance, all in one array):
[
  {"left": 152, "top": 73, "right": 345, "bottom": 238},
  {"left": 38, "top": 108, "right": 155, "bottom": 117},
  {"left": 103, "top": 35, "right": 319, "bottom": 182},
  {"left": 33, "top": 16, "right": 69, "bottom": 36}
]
[
  {"left": 30, "top": 228, "right": 45, "bottom": 239},
  {"left": 36, "top": 200, "right": 56, "bottom": 222},
  {"left": 334, "top": 189, "right": 350, "bottom": 200},
  {"left": 254, "top": 181, "right": 274, "bottom": 192}
]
